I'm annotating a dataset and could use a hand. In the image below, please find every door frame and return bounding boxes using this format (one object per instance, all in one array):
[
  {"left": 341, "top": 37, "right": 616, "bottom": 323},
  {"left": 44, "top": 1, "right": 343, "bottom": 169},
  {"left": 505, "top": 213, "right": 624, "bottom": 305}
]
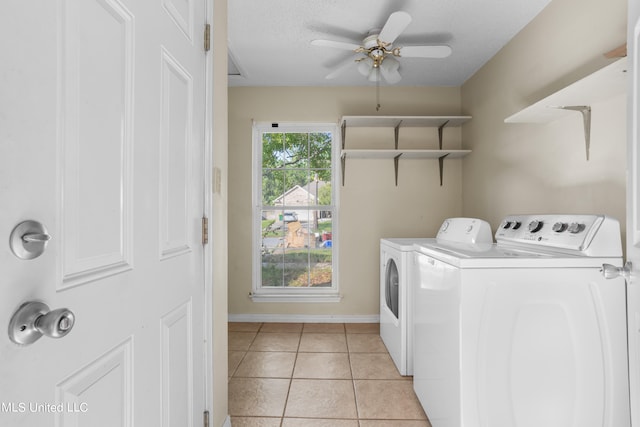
[{"left": 203, "top": 0, "right": 215, "bottom": 414}]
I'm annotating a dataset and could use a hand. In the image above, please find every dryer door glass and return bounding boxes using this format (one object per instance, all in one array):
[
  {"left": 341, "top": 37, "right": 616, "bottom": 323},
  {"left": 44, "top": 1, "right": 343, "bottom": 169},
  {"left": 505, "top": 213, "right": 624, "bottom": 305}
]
[{"left": 385, "top": 259, "right": 399, "bottom": 319}]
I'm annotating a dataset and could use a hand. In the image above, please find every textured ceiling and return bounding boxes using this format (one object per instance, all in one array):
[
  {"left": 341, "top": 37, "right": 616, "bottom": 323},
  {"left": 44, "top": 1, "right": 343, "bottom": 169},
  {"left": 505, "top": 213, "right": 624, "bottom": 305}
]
[{"left": 228, "top": 0, "right": 552, "bottom": 87}]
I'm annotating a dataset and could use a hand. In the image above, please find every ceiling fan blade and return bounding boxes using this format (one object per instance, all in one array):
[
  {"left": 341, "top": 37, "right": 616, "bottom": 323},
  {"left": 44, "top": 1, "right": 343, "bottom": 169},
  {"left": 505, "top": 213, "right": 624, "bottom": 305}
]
[
  {"left": 399, "top": 45, "right": 452, "bottom": 58},
  {"left": 378, "top": 11, "right": 412, "bottom": 44},
  {"left": 325, "top": 54, "right": 361, "bottom": 79},
  {"left": 311, "top": 39, "right": 361, "bottom": 51}
]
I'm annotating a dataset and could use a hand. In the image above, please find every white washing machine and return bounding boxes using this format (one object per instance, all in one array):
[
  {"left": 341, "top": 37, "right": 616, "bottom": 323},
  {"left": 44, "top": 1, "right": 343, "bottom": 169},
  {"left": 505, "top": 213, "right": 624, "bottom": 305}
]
[
  {"left": 413, "top": 214, "right": 630, "bottom": 427},
  {"left": 380, "top": 218, "right": 492, "bottom": 376}
]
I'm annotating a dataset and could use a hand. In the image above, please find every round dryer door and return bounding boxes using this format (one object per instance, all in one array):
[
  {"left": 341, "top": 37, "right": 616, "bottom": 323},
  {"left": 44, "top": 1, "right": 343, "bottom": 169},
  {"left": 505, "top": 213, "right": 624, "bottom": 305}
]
[{"left": 385, "top": 258, "right": 399, "bottom": 319}]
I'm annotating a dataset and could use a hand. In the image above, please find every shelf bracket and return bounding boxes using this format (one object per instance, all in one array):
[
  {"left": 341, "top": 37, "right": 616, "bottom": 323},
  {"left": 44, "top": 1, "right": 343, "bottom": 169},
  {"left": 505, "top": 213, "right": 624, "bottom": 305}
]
[
  {"left": 438, "top": 120, "right": 450, "bottom": 150},
  {"left": 556, "top": 106, "right": 591, "bottom": 160},
  {"left": 394, "top": 153, "right": 402, "bottom": 186},
  {"left": 341, "top": 153, "right": 346, "bottom": 186},
  {"left": 394, "top": 121, "right": 403, "bottom": 150},
  {"left": 437, "top": 120, "right": 451, "bottom": 185},
  {"left": 438, "top": 153, "right": 450, "bottom": 186},
  {"left": 341, "top": 120, "right": 346, "bottom": 150}
]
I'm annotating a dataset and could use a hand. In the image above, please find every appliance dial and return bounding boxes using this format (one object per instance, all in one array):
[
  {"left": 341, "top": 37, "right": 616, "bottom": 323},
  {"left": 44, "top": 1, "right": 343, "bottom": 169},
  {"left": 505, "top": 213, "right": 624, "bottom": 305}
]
[
  {"left": 440, "top": 221, "right": 450, "bottom": 232},
  {"left": 512, "top": 221, "right": 522, "bottom": 230},
  {"left": 528, "top": 220, "right": 544, "bottom": 233},
  {"left": 502, "top": 221, "right": 512, "bottom": 229},
  {"left": 552, "top": 222, "right": 568, "bottom": 232},
  {"left": 567, "top": 222, "right": 586, "bottom": 234}
]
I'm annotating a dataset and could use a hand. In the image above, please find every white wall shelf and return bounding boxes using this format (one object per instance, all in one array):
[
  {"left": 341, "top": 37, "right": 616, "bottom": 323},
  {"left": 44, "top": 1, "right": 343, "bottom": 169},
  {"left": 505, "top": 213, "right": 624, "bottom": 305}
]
[
  {"left": 504, "top": 57, "right": 628, "bottom": 160},
  {"left": 339, "top": 115, "right": 472, "bottom": 186}
]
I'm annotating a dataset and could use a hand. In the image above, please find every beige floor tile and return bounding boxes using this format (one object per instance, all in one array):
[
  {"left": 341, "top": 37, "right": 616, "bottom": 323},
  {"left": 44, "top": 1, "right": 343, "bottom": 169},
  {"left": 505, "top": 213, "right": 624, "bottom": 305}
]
[
  {"left": 354, "top": 380, "right": 427, "bottom": 420},
  {"left": 293, "top": 352, "right": 352, "bottom": 379},
  {"left": 350, "top": 353, "right": 406, "bottom": 379},
  {"left": 298, "top": 333, "right": 348, "bottom": 352},
  {"left": 282, "top": 418, "right": 359, "bottom": 426},
  {"left": 359, "top": 421, "right": 432, "bottom": 427},
  {"left": 346, "top": 334, "right": 388, "bottom": 353},
  {"left": 250, "top": 332, "right": 301, "bottom": 352},
  {"left": 229, "top": 331, "right": 258, "bottom": 351},
  {"left": 260, "top": 322, "right": 303, "bottom": 333},
  {"left": 229, "top": 378, "right": 290, "bottom": 417},
  {"left": 235, "top": 351, "right": 297, "bottom": 378},
  {"left": 229, "top": 351, "right": 246, "bottom": 378},
  {"left": 345, "top": 323, "right": 379, "bottom": 334},
  {"left": 230, "top": 417, "right": 282, "bottom": 427},
  {"left": 303, "top": 323, "right": 345, "bottom": 333},
  {"left": 285, "top": 379, "right": 357, "bottom": 419},
  {"left": 229, "top": 322, "right": 263, "bottom": 332}
]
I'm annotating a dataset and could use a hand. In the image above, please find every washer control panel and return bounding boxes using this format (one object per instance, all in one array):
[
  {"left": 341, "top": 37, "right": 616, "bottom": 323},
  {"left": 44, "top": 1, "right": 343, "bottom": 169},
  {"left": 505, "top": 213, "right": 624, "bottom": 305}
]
[{"left": 495, "top": 214, "right": 621, "bottom": 256}]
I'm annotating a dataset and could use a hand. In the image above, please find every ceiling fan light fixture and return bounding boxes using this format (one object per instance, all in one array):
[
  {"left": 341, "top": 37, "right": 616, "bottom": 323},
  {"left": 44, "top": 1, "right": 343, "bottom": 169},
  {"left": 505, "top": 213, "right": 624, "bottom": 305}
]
[
  {"left": 380, "top": 56, "right": 401, "bottom": 84},
  {"left": 358, "top": 57, "right": 374, "bottom": 76},
  {"left": 370, "top": 48, "right": 385, "bottom": 62},
  {"left": 368, "top": 67, "right": 380, "bottom": 82}
]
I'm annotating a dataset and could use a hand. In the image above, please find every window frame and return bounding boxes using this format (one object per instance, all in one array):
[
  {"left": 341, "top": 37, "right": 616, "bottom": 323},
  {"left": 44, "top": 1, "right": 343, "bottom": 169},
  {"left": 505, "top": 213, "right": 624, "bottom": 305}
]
[{"left": 251, "top": 122, "right": 341, "bottom": 302}]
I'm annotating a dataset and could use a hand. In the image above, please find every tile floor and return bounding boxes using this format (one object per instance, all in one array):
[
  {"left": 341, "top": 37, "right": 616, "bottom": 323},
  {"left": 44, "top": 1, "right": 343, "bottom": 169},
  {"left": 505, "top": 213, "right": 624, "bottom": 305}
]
[{"left": 228, "top": 322, "right": 432, "bottom": 427}]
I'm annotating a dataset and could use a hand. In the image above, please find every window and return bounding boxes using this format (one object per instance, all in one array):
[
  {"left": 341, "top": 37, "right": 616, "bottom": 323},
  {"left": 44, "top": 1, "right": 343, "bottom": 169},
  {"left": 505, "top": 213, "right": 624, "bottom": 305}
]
[{"left": 252, "top": 122, "right": 339, "bottom": 301}]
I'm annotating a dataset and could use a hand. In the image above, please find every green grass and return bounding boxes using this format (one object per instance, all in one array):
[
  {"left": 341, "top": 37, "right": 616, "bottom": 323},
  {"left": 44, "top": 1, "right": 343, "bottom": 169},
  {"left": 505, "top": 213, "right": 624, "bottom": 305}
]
[
  {"left": 261, "top": 248, "right": 333, "bottom": 287},
  {"left": 262, "top": 249, "right": 332, "bottom": 263}
]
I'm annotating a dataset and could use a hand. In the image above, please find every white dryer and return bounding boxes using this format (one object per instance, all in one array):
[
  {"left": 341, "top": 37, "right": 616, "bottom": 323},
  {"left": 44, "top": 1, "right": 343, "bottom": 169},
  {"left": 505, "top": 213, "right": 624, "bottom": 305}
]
[
  {"left": 413, "top": 214, "right": 630, "bottom": 427},
  {"left": 380, "top": 218, "right": 492, "bottom": 376}
]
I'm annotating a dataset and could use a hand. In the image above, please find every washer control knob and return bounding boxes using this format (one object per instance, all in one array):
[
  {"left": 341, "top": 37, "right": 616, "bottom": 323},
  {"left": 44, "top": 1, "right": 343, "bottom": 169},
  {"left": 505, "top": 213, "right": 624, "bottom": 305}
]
[
  {"left": 502, "top": 221, "right": 512, "bottom": 229},
  {"left": 552, "top": 222, "right": 568, "bottom": 232},
  {"left": 512, "top": 221, "right": 522, "bottom": 230},
  {"left": 528, "top": 220, "right": 544, "bottom": 233},
  {"left": 568, "top": 222, "right": 586, "bottom": 234}
]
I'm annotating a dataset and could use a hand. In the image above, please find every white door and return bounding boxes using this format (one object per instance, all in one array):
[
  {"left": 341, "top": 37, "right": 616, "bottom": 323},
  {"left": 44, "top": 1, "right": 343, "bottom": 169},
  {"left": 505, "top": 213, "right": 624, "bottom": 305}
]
[
  {"left": 0, "top": 1, "right": 208, "bottom": 426},
  {"left": 629, "top": 0, "right": 640, "bottom": 425}
]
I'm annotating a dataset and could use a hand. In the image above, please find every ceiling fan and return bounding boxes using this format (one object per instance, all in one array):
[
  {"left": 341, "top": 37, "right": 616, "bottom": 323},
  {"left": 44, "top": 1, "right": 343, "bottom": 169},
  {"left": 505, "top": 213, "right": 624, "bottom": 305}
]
[{"left": 311, "top": 11, "right": 452, "bottom": 84}]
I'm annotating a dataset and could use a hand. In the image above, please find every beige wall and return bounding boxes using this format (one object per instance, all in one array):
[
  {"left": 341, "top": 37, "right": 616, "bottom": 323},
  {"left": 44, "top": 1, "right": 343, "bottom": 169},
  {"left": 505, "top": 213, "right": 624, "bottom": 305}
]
[
  {"left": 228, "top": 87, "right": 464, "bottom": 317},
  {"left": 461, "top": 0, "right": 628, "bottom": 237}
]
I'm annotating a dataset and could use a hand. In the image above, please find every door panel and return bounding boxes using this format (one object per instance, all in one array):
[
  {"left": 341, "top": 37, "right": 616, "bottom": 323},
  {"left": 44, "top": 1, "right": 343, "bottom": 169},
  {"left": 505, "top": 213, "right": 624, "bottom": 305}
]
[
  {"left": 0, "top": 0, "right": 207, "bottom": 425},
  {"left": 161, "top": 301, "right": 194, "bottom": 427},
  {"left": 160, "top": 47, "right": 194, "bottom": 260},
  {"left": 57, "top": 339, "right": 133, "bottom": 426},
  {"left": 60, "top": 0, "right": 134, "bottom": 288}
]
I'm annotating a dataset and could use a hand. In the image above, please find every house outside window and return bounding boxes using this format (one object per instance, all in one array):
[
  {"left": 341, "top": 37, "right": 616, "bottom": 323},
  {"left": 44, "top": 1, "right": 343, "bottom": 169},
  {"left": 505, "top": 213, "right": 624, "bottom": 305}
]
[{"left": 252, "top": 122, "right": 340, "bottom": 302}]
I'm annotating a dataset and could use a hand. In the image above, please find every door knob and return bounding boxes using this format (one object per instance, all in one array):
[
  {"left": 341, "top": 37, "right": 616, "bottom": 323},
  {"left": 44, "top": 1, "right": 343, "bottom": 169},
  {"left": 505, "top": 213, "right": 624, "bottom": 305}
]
[
  {"left": 8, "top": 301, "right": 75, "bottom": 345},
  {"left": 9, "top": 220, "right": 52, "bottom": 260},
  {"left": 601, "top": 261, "right": 632, "bottom": 281}
]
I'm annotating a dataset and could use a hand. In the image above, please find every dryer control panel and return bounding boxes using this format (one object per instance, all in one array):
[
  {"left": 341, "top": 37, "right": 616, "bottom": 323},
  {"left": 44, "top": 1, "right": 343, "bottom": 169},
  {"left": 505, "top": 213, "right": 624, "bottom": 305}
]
[
  {"left": 496, "top": 214, "right": 622, "bottom": 256},
  {"left": 436, "top": 217, "right": 493, "bottom": 244}
]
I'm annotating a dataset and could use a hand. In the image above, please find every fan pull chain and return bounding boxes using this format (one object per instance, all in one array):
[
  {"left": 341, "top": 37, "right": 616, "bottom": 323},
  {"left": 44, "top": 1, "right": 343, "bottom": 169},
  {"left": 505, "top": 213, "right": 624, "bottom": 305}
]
[{"left": 376, "top": 68, "right": 381, "bottom": 111}]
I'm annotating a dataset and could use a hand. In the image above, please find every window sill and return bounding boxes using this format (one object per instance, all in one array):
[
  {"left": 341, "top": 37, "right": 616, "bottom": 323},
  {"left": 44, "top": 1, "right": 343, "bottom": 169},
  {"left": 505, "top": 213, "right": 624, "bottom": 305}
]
[{"left": 249, "top": 291, "right": 342, "bottom": 303}]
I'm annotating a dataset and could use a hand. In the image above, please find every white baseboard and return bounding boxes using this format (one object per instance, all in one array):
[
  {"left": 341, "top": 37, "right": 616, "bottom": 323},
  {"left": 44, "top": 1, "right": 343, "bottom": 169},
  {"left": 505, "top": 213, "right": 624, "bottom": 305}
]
[{"left": 228, "top": 313, "right": 380, "bottom": 323}]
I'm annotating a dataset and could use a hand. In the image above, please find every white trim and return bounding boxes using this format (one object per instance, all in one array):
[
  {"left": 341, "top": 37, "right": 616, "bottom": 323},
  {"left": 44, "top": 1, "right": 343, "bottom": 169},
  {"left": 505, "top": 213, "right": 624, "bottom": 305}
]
[
  {"left": 228, "top": 313, "right": 380, "bottom": 323},
  {"left": 249, "top": 292, "right": 342, "bottom": 303},
  {"left": 252, "top": 121, "right": 340, "bottom": 296},
  {"left": 202, "top": 0, "right": 214, "bottom": 422}
]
